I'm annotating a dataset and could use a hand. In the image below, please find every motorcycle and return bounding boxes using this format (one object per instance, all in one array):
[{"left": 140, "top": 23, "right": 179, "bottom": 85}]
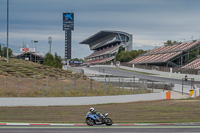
[{"left": 85, "top": 112, "right": 113, "bottom": 126}]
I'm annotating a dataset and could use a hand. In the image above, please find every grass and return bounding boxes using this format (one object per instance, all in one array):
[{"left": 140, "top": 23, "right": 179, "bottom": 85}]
[
  {"left": 0, "top": 99, "right": 200, "bottom": 123},
  {"left": 0, "top": 58, "right": 151, "bottom": 97}
]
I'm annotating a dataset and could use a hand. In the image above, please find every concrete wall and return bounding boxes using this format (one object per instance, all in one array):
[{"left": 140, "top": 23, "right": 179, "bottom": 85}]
[{"left": 0, "top": 92, "right": 167, "bottom": 106}]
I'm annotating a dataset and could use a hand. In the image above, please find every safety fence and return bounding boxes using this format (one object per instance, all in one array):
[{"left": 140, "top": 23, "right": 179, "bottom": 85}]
[{"left": 0, "top": 74, "right": 172, "bottom": 97}]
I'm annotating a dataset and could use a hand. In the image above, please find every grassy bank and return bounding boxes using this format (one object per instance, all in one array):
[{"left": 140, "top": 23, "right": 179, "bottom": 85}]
[
  {"left": 0, "top": 99, "right": 199, "bottom": 123},
  {"left": 0, "top": 58, "right": 151, "bottom": 97}
]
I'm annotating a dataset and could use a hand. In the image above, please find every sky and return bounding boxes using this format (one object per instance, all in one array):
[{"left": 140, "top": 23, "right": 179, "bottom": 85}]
[{"left": 1, "top": 0, "right": 200, "bottom": 59}]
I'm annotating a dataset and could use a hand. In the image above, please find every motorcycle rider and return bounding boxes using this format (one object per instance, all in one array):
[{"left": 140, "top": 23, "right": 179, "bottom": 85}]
[{"left": 89, "top": 107, "right": 104, "bottom": 121}]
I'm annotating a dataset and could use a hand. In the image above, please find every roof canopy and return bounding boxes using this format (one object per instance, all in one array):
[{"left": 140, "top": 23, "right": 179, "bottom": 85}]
[{"left": 79, "top": 30, "right": 131, "bottom": 44}]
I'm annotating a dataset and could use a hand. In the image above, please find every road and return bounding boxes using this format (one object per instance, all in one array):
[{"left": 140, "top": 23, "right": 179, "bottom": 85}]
[
  {"left": 1, "top": 125, "right": 200, "bottom": 133},
  {"left": 88, "top": 67, "right": 200, "bottom": 85}
]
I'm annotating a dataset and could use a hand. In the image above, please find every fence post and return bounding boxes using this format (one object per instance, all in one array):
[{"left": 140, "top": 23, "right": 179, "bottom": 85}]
[
  {"left": 133, "top": 75, "right": 135, "bottom": 90},
  {"left": 182, "top": 78, "right": 183, "bottom": 95},
  {"left": 118, "top": 78, "right": 120, "bottom": 91},
  {"left": 163, "top": 82, "right": 164, "bottom": 92},
  {"left": 152, "top": 81, "right": 154, "bottom": 93},
  {"left": 33, "top": 76, "right": 36, "bottom": 92},
  {"left": 17, "top": 75, "right": 21, "bottom": 97},
  {"left": 66, "top": 85, "right": 68, "bottom": 97},
  {"left": 138, "top": 80, "right": 140, "bottom": 94},
  {"left": 130, "top": 79, "right": 132, "bottom": 93},
  {"left": 86, "top": 84, "right": 88, "bottom": 96},
  {"left": 3, "top": 76, "right": 6, "bottom": 95},
  {"left": 46, "top": 76, "right": 49, "bottom": 92},
  {"left": 90, "top": 76, "right": 92, "bottom": 90},
  {"left": 42, "top": 85, "right": 44, "bottom": 97},
  {"left": 122, "top": 78, "right": 124, "bottom": 95},
  {"left": 145, "top": 80, "right": 147, "bottom": 90},
  {"left": 105, "top": 75, "right": 107, "bottom": 96},
  {"left": 59, "top": 77, "right": 61, "bottom": 91},
  {"left": 70, "top": 75, "right": 73, "bottom": 90},
  {"left": 74, "top": 74, "right": 76, "bottom": 90}
]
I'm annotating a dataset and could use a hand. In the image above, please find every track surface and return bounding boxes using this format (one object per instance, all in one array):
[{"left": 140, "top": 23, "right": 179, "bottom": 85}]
[
  {"left": 1, "top": 125, "right": 200, "bottom": 133},
  {"left": 88, "top": 67, "right": 200, "bottom": 85}
]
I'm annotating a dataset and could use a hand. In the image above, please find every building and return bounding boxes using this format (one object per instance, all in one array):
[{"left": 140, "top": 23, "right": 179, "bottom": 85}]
[
  {"left": 80, "top": 30, "right": 132, "bottom": 65},
  {"left": 13, "top": 46, "right": 45, "bottom": 63}
]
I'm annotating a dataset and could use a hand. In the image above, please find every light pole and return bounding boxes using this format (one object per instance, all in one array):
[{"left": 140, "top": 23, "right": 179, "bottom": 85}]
[
  {"left": 34, "top": 40, "right": 38, "bottom": 62},
  {"left": 3, "top": 44, "right": 4, "bottom": 58},
  {"left": 48, "top": 37, "right": 52, "bottom": 54},
  {"left": 6, "top": 0, "right": 9, "bottom": 63}
]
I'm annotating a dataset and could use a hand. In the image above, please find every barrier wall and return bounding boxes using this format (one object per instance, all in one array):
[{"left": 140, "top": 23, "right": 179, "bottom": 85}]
[{"left": 0, "top": 92, "right": 168, "bottom": 106}]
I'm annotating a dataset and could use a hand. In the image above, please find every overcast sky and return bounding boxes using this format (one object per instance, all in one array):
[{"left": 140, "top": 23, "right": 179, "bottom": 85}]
[{"left": 1, "top": 0, "right": 200, "bottom": 59}]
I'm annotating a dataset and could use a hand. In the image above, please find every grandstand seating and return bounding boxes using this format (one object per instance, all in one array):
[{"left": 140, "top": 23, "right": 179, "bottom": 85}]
[
  {"left": 129, "top": 40, "right": 200, "bottom": 65},
  {"left": 182, "top": 59, "right": 200, "bottom": 69},
  {"left": 84, "top": 57, "right": 114, "bottom": 65},
  {"left": 86, "top": 44, "right": 122, "bottom": 58},
  {"left": 143, "top": 41, "right": 200, "bottom": 56},
  {"left": 129, "top": 52, "right": 181, "bottom": 64}
]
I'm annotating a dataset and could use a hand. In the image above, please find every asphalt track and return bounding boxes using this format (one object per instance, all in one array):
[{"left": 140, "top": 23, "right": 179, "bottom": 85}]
[
  {"left": 1, "top": 125, "right": 200, "bottom": 133},
  {"left": 88, "top": 67, "right": 200, "bottom": 85}
]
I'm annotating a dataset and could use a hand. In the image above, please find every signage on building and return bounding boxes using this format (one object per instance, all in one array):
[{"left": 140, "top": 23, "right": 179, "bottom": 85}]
[
  {"left": 20, "top": 48, "right": 35, "bottom": 53},
  {"left": 63, "top": 13, "right": 74, "bottom": 31}
]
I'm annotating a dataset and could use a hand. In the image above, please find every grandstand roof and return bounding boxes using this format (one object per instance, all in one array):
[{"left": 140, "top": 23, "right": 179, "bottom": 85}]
[{"left": 79, "top": 30, "right": 131, "bottom": 44}]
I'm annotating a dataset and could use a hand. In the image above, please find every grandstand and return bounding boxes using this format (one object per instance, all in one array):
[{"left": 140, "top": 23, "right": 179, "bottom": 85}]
[
  {"left": 80, "top": 30, "right": 132, "bottom": 65},
  {"left": 182, "top": 59, "right": 200, "bottom": 69},
  {"left": 129, "top": 40, "right": 200, "bottom": 67}
]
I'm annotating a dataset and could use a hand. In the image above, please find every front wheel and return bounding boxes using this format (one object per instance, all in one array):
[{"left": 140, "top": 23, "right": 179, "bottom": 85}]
[
  {"left": 86, "top": 118, "right": 95, "bottom": 126},
  {"left": 104, "top": 118, "right": 113, "bottom": 126}
]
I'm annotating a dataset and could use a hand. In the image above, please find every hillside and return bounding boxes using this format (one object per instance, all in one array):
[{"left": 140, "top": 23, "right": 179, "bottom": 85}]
[{"left": 0, "top": 58, "right": 144, "bottom": 97}]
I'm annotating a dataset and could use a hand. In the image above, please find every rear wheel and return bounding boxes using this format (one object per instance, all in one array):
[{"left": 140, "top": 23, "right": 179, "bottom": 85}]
[
  {"left": 86, "top": 118, "right": 95, "bottom": 126},
  {"left": 104, "top": 118, "right": 113, "bottom": 126}
]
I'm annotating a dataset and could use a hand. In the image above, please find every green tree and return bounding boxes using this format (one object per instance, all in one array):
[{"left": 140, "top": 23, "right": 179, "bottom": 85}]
[
  {"left": 70, "top": 58, "right": 84, "bottom": 61},
  {"left": 118, "top": 46, "right": 125, "bottom": 53},
  {"left": 44, "top": 52, "right": 63, "bottom": 68},
  {"left": 115, "top": 49, "right": 147, "bottom": 62},
  {"left": 2, "top": 47, "right": 13, "bottom": 57},
  {"left": 120, "top": 51, "right": 132, "bottom": 62},
  {"left": 54, "top": 53, "right": 62, "bottom": 68},
  {"left": 44, "top": 52, "right": 55, "bottom": 66},
  {"left": 164, "top": 40, "right": 181, "bottom": 47}
]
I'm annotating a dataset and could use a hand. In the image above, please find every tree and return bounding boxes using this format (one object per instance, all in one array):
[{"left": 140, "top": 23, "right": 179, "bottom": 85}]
[
  {"left": 54, "top": 53, "right": 62, "bottom": 68},
  {"left": 164, "top": 40, "right": 181, "bottom": 47},
  {"left": 118, "top": 46, "right": 125, "bottom": 53},
  {"left": 70, "top": 58, "right": 84, "bottom": 61},
  {"left": 2, "top": 47, "right": 13, "bottom": 57},
  {"left": 44, "top": 52, "right": 63, "bottom": 68},
  {"left": 44, "top": 52, "right": 55, "bottom": 66},
  {"left": 115, "top": 49, "right": 147, "bottom": 62}
]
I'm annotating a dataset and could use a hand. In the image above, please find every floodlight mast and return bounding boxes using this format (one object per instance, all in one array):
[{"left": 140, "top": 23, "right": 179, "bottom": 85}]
[
  {"left": 6, "top": 0, "right": 9, "bottom": 63},
  {"left": 33, "top": 40, "right": 38, "bottom": 62},
  {"left": 48, "top": 37, "right": 52, "bottom": 54}
]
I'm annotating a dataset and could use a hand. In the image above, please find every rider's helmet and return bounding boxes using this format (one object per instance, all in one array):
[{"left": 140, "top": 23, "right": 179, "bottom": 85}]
[{"left": 90, "top": 107, "right": 94, "bottom": 112}]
